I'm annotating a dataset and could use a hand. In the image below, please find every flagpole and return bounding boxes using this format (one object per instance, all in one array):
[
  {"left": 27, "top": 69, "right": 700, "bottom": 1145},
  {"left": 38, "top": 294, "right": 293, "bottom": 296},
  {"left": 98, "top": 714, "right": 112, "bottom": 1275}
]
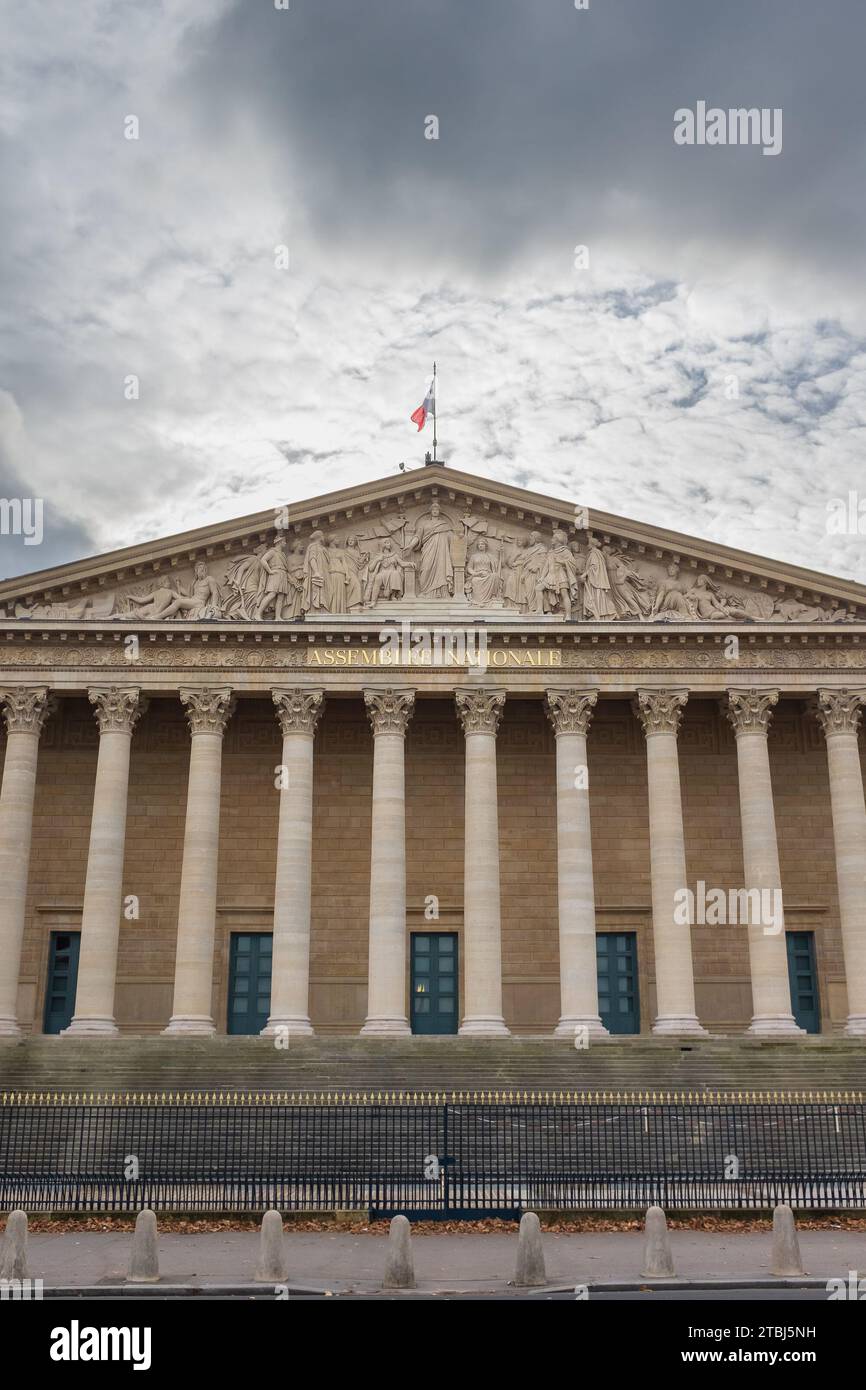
[{"left": 433, "top": 361, "right": 438, "bottom": 462}]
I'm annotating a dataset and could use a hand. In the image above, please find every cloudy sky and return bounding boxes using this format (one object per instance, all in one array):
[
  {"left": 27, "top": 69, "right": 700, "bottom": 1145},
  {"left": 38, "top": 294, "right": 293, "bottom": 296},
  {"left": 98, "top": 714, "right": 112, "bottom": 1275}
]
[{"left": 1, "top": 0, "right": 865, "bottom": 582}]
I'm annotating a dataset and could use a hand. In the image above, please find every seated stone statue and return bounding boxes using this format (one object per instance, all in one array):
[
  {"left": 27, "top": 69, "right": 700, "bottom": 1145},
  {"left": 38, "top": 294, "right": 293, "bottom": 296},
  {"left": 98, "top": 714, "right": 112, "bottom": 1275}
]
[
  {"left": 366, "top": 541, "right": 409, "bottom": 603},
  {"left": 123, "top": 562, "right": 222, "bottom": 620}
]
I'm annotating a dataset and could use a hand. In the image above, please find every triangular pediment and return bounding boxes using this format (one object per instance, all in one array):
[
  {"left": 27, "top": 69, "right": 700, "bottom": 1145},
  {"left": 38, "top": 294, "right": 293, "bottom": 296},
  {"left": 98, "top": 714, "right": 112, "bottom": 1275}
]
[{"left": 1, "top": 465, "right": 864, "bottom": 626}]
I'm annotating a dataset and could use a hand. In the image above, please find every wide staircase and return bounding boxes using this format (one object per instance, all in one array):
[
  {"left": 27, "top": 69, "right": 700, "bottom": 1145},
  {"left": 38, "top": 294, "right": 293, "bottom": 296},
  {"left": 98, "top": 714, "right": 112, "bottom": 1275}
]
[{"left": 0, "top": 1035, "right": 863, "bottom": 1095}]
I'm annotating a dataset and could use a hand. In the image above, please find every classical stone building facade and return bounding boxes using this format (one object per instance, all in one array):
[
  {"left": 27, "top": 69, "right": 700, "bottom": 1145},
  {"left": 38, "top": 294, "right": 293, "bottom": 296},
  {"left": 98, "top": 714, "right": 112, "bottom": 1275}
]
[{"left": 1, "top": 466, "right": 865, "bottom": 1042}]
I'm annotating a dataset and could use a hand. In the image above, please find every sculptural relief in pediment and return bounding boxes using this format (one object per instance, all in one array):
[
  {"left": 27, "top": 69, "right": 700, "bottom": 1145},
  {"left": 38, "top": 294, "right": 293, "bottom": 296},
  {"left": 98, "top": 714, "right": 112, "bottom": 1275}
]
[{"left": 1, "top": 492, "right": 859, "bottom": 625}]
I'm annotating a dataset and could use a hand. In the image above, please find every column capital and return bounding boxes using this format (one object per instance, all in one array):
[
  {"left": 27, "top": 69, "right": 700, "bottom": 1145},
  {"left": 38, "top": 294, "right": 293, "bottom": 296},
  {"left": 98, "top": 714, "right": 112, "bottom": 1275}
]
[
  {"left": 272, "top": 688, "right": 325, "bottom": 737},
  {"left": 455, "top": 688, "right": 505, "bottom": 737},
  {"left": 180, "top": 686, "right": 235, "bottom": 736},
  {"left": 814, "top": 688, "right": 866, "bottom": 738},
  {"left": 88, "top": 686, "right": 147, "bottom": 735},
  {"left": 545, "top": 688, "right": 597, "bottom": 737},
  {"left": 364, "top": 687, "right": 415, "bottom": 736},
  {"left": 724, "top": 687, "right": 779, "bottom": 737},
  {"left": 633, "top": 688, "right": 688, "bottom": 738},
  {"left": 0, "top": 685, "right": 54, "bottom": 736}
]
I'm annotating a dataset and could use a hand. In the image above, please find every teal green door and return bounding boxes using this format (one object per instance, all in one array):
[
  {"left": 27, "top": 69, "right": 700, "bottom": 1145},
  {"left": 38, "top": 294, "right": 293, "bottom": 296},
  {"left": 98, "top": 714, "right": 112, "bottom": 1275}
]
[
  {"left": 411, "top": 933, "right": 458, "bottom": 1034},
  {"left": 786, "top": 931, "right": 820, "bottom": 1033},
  {"left": 596, "top": 932, "right": 639, "bottom": 1034},
  {"left": 227, "top": 933, "right": 272, "bottom": 1035},
  {"left": 44, "top": 931, "right": 81, "bottom": 1034}
]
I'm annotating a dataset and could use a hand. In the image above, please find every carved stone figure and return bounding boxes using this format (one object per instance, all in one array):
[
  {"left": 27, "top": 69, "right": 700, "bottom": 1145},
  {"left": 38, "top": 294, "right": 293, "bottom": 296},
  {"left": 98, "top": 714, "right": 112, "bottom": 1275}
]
[
  {"left": 604, "top": 546, "right": 653, "bottom": 618},
  {"left": 772, "top": 596, "right": 847, "bottom": 623},
  {"left": 284, "top": 542, "right": 306, "bottom": 619},
  {"left": 686, "top": 574, "right": 742, "bottom": 620},
  {"left": 366, "top": 540, "right": 409, "bottom": 603},
  {"left": 517, "top": 531, "right": 549, "bottom": 613},
  {"left": 344, "top": 536, "right": 370, "bottom": 611},
  {"left": 465, "top": 539, "right": 499, "bottom": 607},
  {"left": 501, "top": 536, "right": 527, "bottom": 608},
  {"left": 408, "top": 501, "right": 455, "bottom": 598},
  {"left": 254, "top": 534, "right": 293, "bottom": 621},
  {"left": 223, "top": 544, "right": 268, "bottom": 619},
  {"left": 650, "top": 561, "right": 693, "bottom": 620},
  {"left": 582, "top": 537, "right": 618, "bottom": 620},
  {"left": 13, "top": 596, "right": 102, "bottom": 621},
  {"left": 325, "top": 535, "right": 352, "bottom": 614},
  {"left": 123, "top": 562, "right": 222, "bottom": 620},
  {"left": 302, "top": 530, "right": 329, "bottom": 614},
  {"left": 542, "top": 529, "right": 582, "bottom": 620}
]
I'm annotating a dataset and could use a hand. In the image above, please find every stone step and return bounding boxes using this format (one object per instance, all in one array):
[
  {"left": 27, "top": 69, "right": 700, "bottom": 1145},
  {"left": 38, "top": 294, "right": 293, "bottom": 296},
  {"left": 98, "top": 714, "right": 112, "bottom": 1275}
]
[{"left": 1, "top": 1036, "right": 863, "bottom": 1095}]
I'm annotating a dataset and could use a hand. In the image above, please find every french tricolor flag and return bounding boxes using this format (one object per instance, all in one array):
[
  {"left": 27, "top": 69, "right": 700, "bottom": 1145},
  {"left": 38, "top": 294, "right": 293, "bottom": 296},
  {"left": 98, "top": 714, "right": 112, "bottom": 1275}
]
[{"left": 410, "top": 378, "right": 435, "bottom": 432}]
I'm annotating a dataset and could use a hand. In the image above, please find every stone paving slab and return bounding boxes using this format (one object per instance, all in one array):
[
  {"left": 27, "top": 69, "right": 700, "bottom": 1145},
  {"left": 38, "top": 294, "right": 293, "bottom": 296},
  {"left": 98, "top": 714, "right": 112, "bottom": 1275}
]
[{"left": 13, "top": 1230, "right": 866, "bottom": 1294}]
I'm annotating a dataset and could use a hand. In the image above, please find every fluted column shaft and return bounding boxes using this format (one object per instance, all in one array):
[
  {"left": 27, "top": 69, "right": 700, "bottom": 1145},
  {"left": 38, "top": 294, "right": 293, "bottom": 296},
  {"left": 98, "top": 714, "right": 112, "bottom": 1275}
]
[
  {"left": 545, "top": 690, "right": 607, "bottom": 1038},
  {"left": 65, "top": 688, "right": 146, "bottom": 1036},
  {"left": 456, "top": 689, "right": 509, "bottom": 1036},
  {"left": 634, "top": 690, "right": 706, "bottom": 1036},
  {"left": 163, "top": 688, "right": 235, "bottom": 1036},
  {"left": 262, "top": 689, "right": 324, "bottom": 1037},
  {"left": 726, "top": 689, "right": 801, "bottom": 1036},
  {"left": 361, "top": 688, "right": 415, "bottom": 1035},
  {"left": 816, "top": 689, "right": 866, "bottom": 1036},
  {"left": 0, "top": 687, "right": 53, "bottom": 1037}
]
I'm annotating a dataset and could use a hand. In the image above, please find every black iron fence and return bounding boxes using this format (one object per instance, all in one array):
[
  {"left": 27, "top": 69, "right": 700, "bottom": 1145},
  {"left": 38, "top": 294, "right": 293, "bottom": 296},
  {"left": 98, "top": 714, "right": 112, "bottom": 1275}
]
[{"left": 1, "top": 1091, "right": 864, "bottom": 1217}]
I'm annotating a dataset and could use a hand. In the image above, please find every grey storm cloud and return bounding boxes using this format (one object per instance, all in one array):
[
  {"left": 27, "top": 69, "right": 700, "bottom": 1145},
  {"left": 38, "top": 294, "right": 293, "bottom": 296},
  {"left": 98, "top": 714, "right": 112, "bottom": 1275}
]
[
  {"left": 1, "top": 0, "right": 865, "bottom": 584},
  {"left": 182, "top": 0, "right": 866, "bottom": 273}
]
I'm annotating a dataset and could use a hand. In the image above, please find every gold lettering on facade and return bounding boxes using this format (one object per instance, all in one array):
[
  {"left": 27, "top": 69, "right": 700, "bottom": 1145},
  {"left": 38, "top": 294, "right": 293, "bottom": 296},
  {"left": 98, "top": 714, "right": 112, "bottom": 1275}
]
[{"left": 304, "top": 647, "right": 561, "bottom": 668}]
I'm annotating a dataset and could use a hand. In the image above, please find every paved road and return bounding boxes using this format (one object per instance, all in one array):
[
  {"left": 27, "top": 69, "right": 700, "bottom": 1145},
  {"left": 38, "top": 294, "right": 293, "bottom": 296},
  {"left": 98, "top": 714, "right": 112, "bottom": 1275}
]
[{"left": 13, "top": 1229, "right": 866, "bottom": 1295}]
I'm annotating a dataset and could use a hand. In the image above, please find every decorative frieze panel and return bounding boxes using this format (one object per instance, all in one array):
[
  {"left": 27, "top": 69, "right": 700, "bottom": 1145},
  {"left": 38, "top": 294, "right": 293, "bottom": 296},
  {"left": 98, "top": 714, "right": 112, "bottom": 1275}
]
[
  {"left": 2, "top": 638, "right": 866, "bottom": 677},
  {"left": 2, "top": 483, "right": 859, "bottom": 627}
]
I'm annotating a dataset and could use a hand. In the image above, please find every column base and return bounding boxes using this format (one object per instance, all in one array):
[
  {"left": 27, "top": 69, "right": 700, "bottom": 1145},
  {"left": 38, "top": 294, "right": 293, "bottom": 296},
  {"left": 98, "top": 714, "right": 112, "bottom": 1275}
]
[
  {"left": 161, "top": 1016, "right": 215, "bottom": 1037},
  {"left": 261, "top": 1017, "right": 314, "bottom": 1038},
  {"left": 0, "top": 1018, "right": 22, "bottom": 1039},
  {"left": 746, "top": 1015, "right": 805, "bottom": 1038},
  {"left": 554, "top": 1016, "right": 609, "bottom": 1039},
  {"left": 652, "top": 1015, "right": 708, "bottom": 1037},
  {"left": 61, "top": 1017, "right": 119, "bottom": 1038},
  {"left": 844, "top": 1015, "right": 866, "bottom": 1038},
  {"left": 360, "top": 1017, "right": 411, "bottom": 1036},
  {"left": 459, "top": 1016, "right": 511, "bottom": 1037}
]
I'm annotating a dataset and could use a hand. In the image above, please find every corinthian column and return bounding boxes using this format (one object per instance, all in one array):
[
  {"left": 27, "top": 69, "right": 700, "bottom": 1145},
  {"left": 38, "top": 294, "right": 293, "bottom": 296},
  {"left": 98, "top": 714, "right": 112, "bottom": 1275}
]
[
  {"left": 634, "top": 690, "right": 706, "bottom": 1036},
  {"left": 455, "top": 688, "right": 509, "bottom": 1036},
  {"left": 725, "top": 689, "right": 801, "bottom": 1036},
  {"left": 64, "top": 688, "right": 147, "bottom": 1036},
  {"left": 262, "top": 688, "right": 324, "bottom": 1038},
  {"left": 361, "top": 688, "right": 415, "bottom": 1035},
  {"left": 815, "top": 689, "right": 866, "bottom": 1037},
  {"left": 0, "top": 687, "right": 53, "bottom": 1037},
  {"left": 545, "top": 689, "right": 607, "bottom": 1038},
  {"left": 163, "top": 688, "right": 235, "bottom": 1036}
]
